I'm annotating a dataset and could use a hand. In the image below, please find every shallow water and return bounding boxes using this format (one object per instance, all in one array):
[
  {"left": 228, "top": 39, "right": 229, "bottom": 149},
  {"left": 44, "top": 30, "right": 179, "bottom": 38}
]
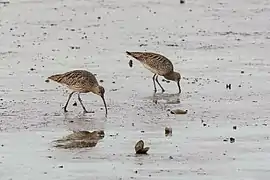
[{"left": 1, "top": 0, "right": 270, "bottom": 179}]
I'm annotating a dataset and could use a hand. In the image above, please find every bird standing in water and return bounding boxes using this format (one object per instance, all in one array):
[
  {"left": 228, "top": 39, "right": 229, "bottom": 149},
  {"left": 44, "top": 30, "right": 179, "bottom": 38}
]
[
  {"left": 126, "top": 51, "right": 182, "bottom": 93},
  {"left": 48, "top": 70, "right": 108, "bottom": 116}
]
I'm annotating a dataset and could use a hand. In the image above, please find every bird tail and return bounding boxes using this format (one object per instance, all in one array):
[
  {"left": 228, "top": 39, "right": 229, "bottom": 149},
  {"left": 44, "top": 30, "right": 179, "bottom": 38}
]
[
  {"left": 47, "top": 73, "right": 64, "bottom": 83},
  {"left": 126, "top": 51, "right": 143, "bottom": 61},
  {"left": 54, "top": 144, "right": 67, "bottom": 148},
  {"left": 126, "top": 51, "right": 132, "bottom": 56}
]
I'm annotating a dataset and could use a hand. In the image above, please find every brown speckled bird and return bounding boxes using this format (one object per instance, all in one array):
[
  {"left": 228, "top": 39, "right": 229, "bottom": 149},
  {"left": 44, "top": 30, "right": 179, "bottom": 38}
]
[
  {"left": 126, "top": 51, "right": 181, "bottom": 93},
  {"left": 48, "top": 70, "right": 107, "bottom": 115}
]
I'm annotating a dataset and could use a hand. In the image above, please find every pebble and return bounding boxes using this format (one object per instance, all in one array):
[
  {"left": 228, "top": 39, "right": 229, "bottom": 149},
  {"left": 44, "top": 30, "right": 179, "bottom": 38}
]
[
  {"left": 170, "top": 109, "right": 188, "bottom": 114},
  {"left": 165, "top": 127, "right": 172, "bottom": 136},
  {"left": 226, "top": 84, "right": 231, "bottom": 89},
  {"left": 230, "top": 137, "right": 235, "bottom": 143}
]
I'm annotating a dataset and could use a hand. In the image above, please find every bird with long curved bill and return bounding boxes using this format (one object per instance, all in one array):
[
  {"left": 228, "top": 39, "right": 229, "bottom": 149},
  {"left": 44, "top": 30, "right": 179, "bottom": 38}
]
[
  {"left": 48, "top": 70, "right": 108, "bottom": 116},
  {"left": 126, "top": 51, "right": 182, "bottom": 93}
]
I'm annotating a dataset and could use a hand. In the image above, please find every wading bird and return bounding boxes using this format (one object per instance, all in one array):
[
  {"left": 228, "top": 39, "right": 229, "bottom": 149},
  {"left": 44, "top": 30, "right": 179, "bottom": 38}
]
[
  {"left": 48, "top": 70, "right": 108, "bottom": 116},
  {"left": 126, "top": 51, "right": 181, "bottom": 93}
]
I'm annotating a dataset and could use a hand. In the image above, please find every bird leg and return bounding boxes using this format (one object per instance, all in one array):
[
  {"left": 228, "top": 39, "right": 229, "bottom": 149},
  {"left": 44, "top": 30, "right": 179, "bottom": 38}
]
[
  {"left": 64, "top": 91, "right": 75, "bottom": 112},
  {"left": 152, "top": 74, "right": 157, "bottom": 93},
  {"left": 78, "top": 93, "right": 94, "bottom": 113},
  {"left": 177, "top": 81, "right": 181, "bottom": 94},
  {"left": 155, "top": 75, "right": 165, "bottom": 93}
]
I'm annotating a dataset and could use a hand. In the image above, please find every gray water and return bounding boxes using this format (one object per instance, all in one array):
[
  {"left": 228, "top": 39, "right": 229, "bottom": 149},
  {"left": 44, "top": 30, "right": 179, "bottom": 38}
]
[{"left": 1, "top": 0, "right": 270, "bottom": 179}]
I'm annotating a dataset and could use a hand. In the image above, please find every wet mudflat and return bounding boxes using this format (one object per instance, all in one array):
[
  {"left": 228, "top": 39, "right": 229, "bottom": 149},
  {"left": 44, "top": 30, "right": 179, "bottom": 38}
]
[{"left": 1, "top": 0, "right": 270, "bottom": 179}]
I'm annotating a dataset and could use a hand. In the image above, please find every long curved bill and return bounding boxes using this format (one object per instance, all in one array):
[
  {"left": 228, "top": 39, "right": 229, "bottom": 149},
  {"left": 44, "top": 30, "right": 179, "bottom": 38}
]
[
  {"left": 177, "top": 81, "right": 181, "bottom": 94},
  {"left": 101, "top": 95, "right": 108, "bottom": 116}
]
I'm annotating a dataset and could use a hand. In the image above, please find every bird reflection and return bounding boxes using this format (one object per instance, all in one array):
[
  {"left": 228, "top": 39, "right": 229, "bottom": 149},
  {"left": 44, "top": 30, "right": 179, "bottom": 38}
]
[{"left": 151, "top": 92, "right": 180, "bottom": 104}]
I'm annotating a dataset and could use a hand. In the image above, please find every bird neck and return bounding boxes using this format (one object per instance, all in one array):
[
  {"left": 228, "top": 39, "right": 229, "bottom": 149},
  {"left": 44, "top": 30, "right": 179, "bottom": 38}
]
[
  {"left": 91, "top": 85, "right": 100, "bottom": 95},
  {"left": 164, "top": 72, "right": 176, "bottom": 81}
]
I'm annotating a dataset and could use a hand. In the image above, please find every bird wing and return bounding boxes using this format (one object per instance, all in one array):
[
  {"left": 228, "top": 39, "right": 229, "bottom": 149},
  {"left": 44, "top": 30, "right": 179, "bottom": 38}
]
[
  {"left": 60, "top": 70, "right": 98, "bottom": 88},
  {"left": 127, "top": 52, "right": 174, "bottom": 75}
]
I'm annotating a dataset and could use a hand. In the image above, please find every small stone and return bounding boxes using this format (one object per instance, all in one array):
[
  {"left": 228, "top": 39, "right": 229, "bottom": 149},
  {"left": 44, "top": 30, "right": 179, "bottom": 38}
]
[
  {"left": 165, "top": 127, "right": 172, "bottom": 136},
  {"left": 230, "top": 137, "right": 235, "bottom": 143},
  {"left": 180, "top": 0, "right": 185, "bottom": 4},
  {"left": 58, "top": 165, "right": 64, "bottom": 168},
  {"left": 169, "top": 156, "right": 173, "bottom": 159},
  {"left": 170, "top": 109, "right": 188, "bottom": 114},
  {"left": 226, "top": 84, "right": 231, "bottom": 89},
  {"left": 47, "top": 156, "right": 52, "bottom": 158},
  {"left": 233, "top": 126, "right": 237, "bottom": 130},
  {"left": 135, "top": 140, "right": 150, "bottom": 154},
  {"left": 97, "top": 16, "right": 101, "bottom": 20},
  {"left": 73, "top": 102, "right": 77, "bottom": 106},
  {"left": 100, "top": 79, "right": 104, "bottom": 83},
  {"left": 241, "top": 70, "right": 244, "bottom": 74},
  {"left": 45, "top": 79, "right": 49, "bottom": 83},
  {"left": 30, "top": 68, "right": 35, "bottom": 71}
]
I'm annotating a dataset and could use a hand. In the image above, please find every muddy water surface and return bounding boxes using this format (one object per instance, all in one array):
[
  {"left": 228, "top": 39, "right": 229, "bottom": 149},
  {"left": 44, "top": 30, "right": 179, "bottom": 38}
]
[{"left": 1, "top": 0, "right": 270, "bottom": 179}]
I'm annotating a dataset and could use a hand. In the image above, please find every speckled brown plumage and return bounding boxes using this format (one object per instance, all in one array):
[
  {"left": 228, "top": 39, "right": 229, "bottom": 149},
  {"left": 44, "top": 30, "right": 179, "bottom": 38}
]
[
  {"left": 126, "top": 51, "right": 182, "bottom": 93},
  {"left": 48, "top": 70, "right": 98, "bottom": 93},
  {"left": 48, "top": 70, "right": 108, "bottom": 115},
  {"left": 126, "top": 52, "right": 174, "bottom": 75}
]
